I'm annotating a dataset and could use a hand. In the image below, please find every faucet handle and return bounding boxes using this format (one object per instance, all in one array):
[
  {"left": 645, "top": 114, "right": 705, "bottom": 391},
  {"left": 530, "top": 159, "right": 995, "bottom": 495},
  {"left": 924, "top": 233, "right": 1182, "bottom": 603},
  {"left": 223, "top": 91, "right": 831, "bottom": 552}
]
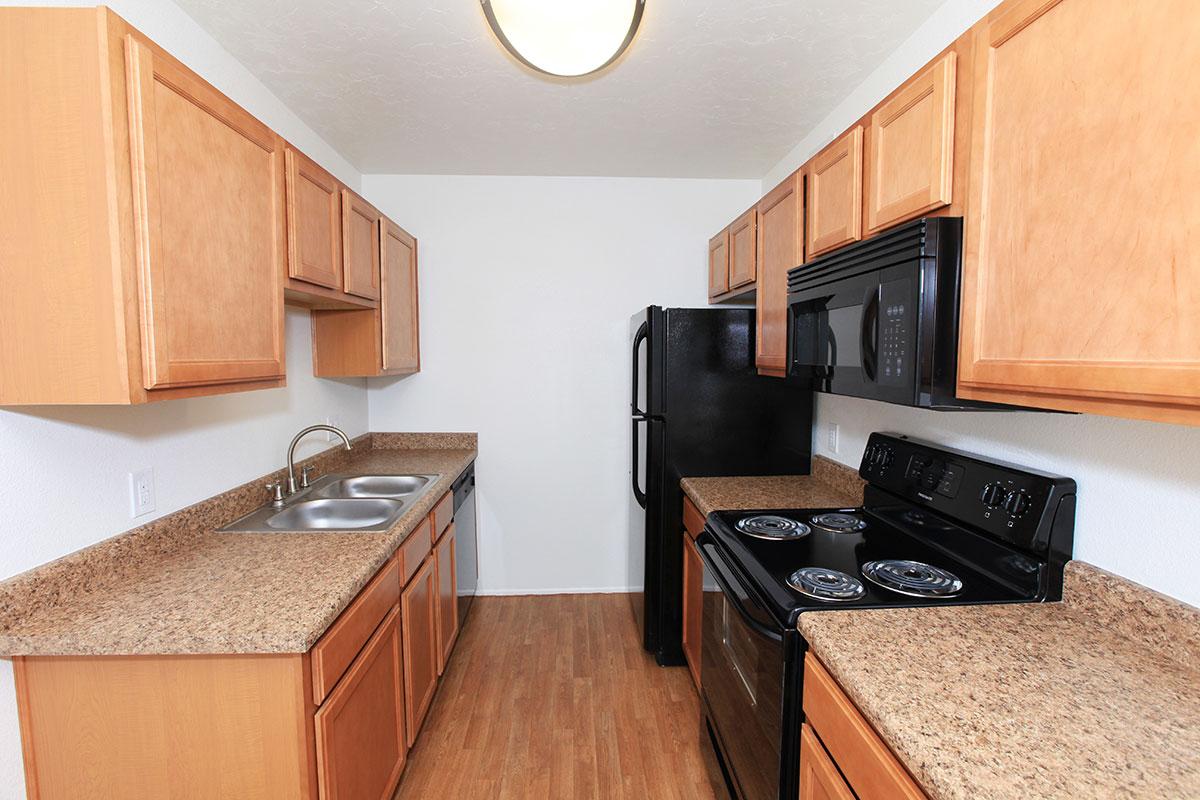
[
  {"left": 300, "top": 465, "right": 316, "bottom": 488},
  {"left": 264, "top": 481, "right": 285, "bottom": 505}
]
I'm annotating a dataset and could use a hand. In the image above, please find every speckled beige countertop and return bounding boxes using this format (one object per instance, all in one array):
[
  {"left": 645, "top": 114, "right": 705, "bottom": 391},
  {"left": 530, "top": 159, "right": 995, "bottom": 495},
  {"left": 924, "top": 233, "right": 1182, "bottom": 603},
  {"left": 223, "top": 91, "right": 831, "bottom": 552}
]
[
  {"left": 0, "top": 433, "right": 476, "bottom": 656},
  {"left": 800, "top": 561, "right": 1200, "bottom": 800},
  {"left": 680, "top": 455, "right": 865, "bottom": 516}
]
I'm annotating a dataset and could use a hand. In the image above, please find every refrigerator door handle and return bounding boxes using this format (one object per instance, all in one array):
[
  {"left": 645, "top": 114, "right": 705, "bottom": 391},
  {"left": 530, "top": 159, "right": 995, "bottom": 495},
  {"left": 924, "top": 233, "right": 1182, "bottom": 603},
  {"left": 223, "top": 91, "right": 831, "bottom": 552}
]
[
  {"left": 631, "top": 320, "right": 649, "bottom": 416},
  {"left": 631, "top": 416, "right": 647, "bottom": 508}
]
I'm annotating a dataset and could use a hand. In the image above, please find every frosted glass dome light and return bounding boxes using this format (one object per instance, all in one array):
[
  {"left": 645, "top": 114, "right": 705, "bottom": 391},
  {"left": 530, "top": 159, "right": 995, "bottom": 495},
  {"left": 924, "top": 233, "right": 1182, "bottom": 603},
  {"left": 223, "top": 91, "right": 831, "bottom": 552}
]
[{"left": 481, "top": 0, "right": 645, "bottom": 77}]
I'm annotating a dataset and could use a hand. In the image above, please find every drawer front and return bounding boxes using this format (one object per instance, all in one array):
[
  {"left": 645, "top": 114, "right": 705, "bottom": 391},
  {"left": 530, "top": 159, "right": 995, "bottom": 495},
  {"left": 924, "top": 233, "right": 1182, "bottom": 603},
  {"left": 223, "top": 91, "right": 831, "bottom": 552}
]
[
  {"left": 802, "top": 653, "right": 927, "bottom": 800},
  {"left": 400, "top": 516, "right": 433, "bottom": 585},
  {"left": 432, "top": 491, "right": 453, "bottom": 541},
  {"left": 800, "top": 723, "right": 855, "bottom": 800},
  {"left": 682, "top": 496, "right": 706, "bottom": 540},
  {"left": 312, "top": 556, "right": 402, "bottom": 705}
]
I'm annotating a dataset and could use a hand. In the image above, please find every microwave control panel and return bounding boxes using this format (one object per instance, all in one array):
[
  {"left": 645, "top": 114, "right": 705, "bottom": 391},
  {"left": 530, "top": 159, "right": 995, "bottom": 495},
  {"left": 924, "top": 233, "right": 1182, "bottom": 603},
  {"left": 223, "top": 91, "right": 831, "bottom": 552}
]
[{"left": 877, "top": 279, "right": 911, "bottom": 386}]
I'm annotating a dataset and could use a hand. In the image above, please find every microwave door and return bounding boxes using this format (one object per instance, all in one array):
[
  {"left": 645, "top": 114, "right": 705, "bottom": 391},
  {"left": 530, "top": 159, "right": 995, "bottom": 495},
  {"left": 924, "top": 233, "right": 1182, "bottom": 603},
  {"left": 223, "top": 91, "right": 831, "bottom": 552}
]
[{"left": 791, "top": 276, "right": 876, "bottom": 397}]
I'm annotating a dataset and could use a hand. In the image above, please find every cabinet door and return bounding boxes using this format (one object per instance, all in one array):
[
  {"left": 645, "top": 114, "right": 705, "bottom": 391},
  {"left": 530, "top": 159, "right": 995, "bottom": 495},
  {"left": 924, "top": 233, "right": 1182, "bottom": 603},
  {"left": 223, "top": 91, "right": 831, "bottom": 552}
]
[
  {"left": 401, "top": 555, "right": 438, "bottom": 746},
  {"left": 866, "top": 53, "right": 956, "bottom": 234},
  {"left": 285, "top": 147, "right": 342, "bottom": 290},
  {"left": 380, "top": 219, "right": 420, "bottom": 374},
  {"left": 728, "top": 208, "right": 758, "bottom": 289},
  {"left": 125, "top": 36, "right": 285, "bottom": 390},
  {"left": 799, "top": 724, "right": 855, "bottom": 800},
  {"left": 806, "top": 126, "right": 864, "bottom": 259},
  {"left": 315, "top": 606, "right": 406, "bottom": 800},
  {"left": 957, "top": 0, "right": 1200, "bottom": 424},
  {"left": 341, "top": 190, "right": 381, "bottom": 301},
  {"left": 434, "top": 522, "right": 459, "bottom": 675},
  {"left": 708, "top": 229, "right": 730, "bottom": 298},
  {"left": 756, "top": 171, "right": 802, "bottom": 376},
  {"left": 681, "top": 535, "right": 702, "bottom": 691}
]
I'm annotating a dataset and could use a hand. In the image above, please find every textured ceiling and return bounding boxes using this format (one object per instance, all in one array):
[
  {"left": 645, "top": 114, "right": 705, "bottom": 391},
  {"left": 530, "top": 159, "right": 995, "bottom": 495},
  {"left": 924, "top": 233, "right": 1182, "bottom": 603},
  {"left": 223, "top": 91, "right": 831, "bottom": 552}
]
[{"left": 174, "top": 0, "right": 948, "bottom": 178}]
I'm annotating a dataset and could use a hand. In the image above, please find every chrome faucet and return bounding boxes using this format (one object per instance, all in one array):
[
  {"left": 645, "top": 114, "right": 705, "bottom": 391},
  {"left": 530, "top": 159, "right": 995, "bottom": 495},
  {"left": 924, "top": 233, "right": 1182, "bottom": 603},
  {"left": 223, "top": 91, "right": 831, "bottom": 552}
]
[{"left": 287, "top": 424, "right": 352, "bottom": 495}]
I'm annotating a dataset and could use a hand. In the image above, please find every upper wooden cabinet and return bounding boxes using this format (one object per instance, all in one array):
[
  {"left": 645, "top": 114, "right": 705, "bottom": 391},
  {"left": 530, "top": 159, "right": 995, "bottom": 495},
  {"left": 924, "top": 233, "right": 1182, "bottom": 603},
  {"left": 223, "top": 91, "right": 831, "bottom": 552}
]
[
  {"left": 956, "top": 0, "right": 1200, "bottom": 425},
  {"left": 866, "top": 52, "right": 956, "bottom": 234},
  {"left": 285, "top": 147, "right": 342, "bottom": 291},
  {"left": 728, "top": 208, "right": 758, "bottom": 290},
  {"left": 806, "top": 126, "right": 864, "bottom": 259},
  {"left": 708, "top": 229, "right": 730, "bottom": 298},
  {"left": 756, "top": 170, "right": 803, "bottom": 376},
  {"left": 311, "top": 216, "right": 422, "bottom": 378},
  {"left": 0, "top": 8, "right": 287, "bottom": 404},
  {"left": 342, "top": 190, "right": 382, "bottom": 301}
]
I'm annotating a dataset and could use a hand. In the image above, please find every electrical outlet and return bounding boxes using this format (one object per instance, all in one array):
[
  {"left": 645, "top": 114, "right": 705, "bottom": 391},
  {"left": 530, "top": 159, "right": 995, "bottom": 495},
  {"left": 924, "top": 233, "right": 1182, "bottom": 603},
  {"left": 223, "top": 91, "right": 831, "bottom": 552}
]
[
  {"left": 325, "top": 415, "right": 341, "bottom": 442},
  {"left": 129, "top": 468, "right": 155, "bottom": 517},
  {"left": 826, "top": 423, "right": 839, "bottom": 454}
]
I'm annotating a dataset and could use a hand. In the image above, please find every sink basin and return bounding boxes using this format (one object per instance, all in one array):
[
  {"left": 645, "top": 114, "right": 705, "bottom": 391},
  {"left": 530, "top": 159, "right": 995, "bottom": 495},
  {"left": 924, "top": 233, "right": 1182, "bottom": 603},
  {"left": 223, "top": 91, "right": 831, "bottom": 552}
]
[
  {"left": 265, "top": 498, "right": 402, "bottom": 530},
  {"left": 313, "top": 474, "right": 432, "bottom": 499},
  {"left": 218, "top": 472, "right": 441, "bottom": 533}
]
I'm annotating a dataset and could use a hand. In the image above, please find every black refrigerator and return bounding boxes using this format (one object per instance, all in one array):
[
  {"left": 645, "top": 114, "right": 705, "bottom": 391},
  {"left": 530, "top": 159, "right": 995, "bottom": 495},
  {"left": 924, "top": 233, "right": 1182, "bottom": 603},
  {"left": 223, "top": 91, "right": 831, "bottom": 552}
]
[{"left": 629, "top": 306, "right": 813, "bottom": 665}]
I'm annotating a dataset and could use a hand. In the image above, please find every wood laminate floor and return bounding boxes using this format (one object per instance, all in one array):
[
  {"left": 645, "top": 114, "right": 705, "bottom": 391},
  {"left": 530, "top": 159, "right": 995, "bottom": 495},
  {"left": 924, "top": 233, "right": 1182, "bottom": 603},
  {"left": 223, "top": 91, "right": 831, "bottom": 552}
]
[{"left": 393, "top": 593, "right": 723, "bottom": 799}]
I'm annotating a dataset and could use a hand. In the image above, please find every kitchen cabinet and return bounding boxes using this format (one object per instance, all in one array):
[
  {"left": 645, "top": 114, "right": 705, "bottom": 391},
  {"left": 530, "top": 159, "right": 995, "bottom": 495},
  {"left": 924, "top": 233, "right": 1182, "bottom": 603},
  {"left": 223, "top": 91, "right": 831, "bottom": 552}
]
[
  {"left": 865, "top": 53, "right": 956, "bottom": 234},
  {"left": 0, "top": 8, "right": 287, "bottom": 404},
  {"left": 401, "top": 555, "right": 439, "bottom": 746},
  {"left": 341, "top": 190, "right": 382, "bottom": 301},
  {"left": 806, "top": 126, "right": 863, "bottom": 259},
  {"left": 314, "top": 606, "right": 406, "bottom": 800},
  {"left": 802, "top": 653, "right": 927, "bottom": 800},
  {"left": 956, "top": 0, "right": 1200, "bottom": 426},
  {"left": 756, "top": 170, "right": 804, "bottom": 376},
  {"left": 728, "top": 207, "right": 758, "bottom": 290},
  {"left": 311, "top": 217, "right": 422, "bottom": 378},
  {"left": 681, "top": 496, "right": 705, "bottom": 690},
  {"left": 708, "top": 229, "right": 730, "bottom": 298},
  {"left": 434, "top": 522, "right": 460, "bottom": 675}
]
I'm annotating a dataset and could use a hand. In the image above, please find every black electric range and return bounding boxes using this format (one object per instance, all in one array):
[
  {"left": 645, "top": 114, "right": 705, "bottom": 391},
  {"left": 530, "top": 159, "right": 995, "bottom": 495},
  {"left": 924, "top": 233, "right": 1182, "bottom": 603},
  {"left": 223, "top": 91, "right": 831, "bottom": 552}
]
[{"left": 696, "top": 433, "right": 1076, "bottom": 800}]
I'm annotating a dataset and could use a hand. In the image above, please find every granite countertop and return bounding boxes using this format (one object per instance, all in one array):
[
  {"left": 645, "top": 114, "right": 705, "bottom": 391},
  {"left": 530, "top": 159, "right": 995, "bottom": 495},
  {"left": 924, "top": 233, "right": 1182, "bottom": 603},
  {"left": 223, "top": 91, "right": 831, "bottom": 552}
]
[
  {"left": 800, "top": 561, "right": 1200, "bottom": 800},
  {"left": 0, "top": 433, "right": 476, "bottom": 656},
  {"left": 681, "top": 455, "right": 866, "bottom": 516}
]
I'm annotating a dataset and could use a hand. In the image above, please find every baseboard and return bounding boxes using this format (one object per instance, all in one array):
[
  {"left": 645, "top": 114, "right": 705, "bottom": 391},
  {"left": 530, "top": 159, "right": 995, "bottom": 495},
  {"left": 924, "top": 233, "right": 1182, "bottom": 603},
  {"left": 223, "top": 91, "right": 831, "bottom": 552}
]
[{"left": 474, "top": 585, "right": 640, "bottom": 597}]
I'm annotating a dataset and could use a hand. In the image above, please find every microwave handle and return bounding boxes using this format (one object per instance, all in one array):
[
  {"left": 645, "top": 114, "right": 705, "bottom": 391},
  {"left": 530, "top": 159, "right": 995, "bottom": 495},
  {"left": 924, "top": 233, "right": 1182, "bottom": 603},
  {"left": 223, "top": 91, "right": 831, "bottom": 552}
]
[{"left": 860, "top": 286, "right": 879, "bottom": 382}]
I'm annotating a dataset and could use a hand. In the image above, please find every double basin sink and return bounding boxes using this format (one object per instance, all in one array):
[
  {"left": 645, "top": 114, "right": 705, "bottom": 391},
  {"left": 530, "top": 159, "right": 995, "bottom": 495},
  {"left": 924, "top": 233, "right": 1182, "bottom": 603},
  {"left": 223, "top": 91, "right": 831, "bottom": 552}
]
[{"left": 220, "top": 473, "right": 441, "bottom": 533}]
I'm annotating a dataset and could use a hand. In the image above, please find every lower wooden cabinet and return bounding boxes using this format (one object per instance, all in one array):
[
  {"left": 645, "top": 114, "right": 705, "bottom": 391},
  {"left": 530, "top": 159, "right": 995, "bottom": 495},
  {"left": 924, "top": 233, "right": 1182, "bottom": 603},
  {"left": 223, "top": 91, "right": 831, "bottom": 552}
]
[
  {"left": 401, "top": 554, "right": 440, "bottom": 746},
  {"left": 315, "top": 606, "right": 407, "bottom": 800},
  {"left": 800, "top": 724, "right": 855, "bottom": 800},
  {"left": 681, "top": 533, "right": 703, "bottom": 690},
  {"left": 435, "top": 522, "right": 460, "bottom": 675}
]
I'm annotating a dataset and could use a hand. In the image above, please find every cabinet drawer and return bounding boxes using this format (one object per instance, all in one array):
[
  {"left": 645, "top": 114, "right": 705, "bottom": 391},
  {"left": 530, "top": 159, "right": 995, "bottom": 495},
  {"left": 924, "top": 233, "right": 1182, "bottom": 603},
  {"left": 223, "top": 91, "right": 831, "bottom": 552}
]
[
  {"left": 431, "top": 491, "right": 453, "bottom": 541},
  {"left": 682, "top": 496, "right": 705, "bottom": 541},
  {"left": 802, "top": 653, "right": 926, "bottom": 800},
  {"left": 400, "top": 517, "right": 433, "bottom": 585},
  {"left": 312, "top": 556, "right": 401, "bottom": 705},
  {"left": 800, "top": 723, "right": 855, "bottom": 800}
]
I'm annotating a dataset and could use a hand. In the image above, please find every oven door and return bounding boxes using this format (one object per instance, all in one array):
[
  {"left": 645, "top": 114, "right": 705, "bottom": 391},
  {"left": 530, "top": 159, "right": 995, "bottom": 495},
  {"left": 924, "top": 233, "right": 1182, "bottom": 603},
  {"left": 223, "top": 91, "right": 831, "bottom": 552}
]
[
  {"left": 787, "top": 264, "right": 919, "bottom": 406},
  {"left": 698, "top": 535, "right": 785, "bottom": 800}
]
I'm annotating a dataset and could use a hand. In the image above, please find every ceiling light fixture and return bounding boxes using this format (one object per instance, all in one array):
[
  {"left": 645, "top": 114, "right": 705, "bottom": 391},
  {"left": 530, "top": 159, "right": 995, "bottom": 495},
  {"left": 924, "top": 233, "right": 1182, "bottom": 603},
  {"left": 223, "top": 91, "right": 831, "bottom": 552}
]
[{"left": 481, "top": 0, "right": 645, "bottom": 78}]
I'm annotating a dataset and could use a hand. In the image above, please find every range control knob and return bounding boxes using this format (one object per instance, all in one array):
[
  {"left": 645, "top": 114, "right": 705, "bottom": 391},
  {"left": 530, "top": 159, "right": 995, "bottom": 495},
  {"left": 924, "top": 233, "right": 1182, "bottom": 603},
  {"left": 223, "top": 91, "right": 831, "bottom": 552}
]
[
  {"left": 980, "top": 483, "right": 1005, "bottom": 508},
  {"left": 1003, "top": 489, "right": 1031, "bottom": 517}
]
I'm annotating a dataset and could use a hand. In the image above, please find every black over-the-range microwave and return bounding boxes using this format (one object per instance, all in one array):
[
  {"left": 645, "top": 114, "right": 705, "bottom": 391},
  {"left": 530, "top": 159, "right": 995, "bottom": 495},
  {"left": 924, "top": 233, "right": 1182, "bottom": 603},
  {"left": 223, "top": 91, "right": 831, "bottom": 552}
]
[{"left": 786, "top": 216, "right": 1004, "bottom": 410}]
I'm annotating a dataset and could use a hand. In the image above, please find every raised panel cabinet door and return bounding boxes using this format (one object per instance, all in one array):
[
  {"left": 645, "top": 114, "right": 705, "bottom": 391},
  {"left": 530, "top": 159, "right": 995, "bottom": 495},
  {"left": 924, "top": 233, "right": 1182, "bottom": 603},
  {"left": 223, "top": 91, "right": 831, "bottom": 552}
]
[
  {"left": 401, "top": 555, "right": 439, "bottom": 746},
  {"left": 285, "top": 147, "right": 342, "bottom": 290},
  {"left": 866, "top": 52, "right": 956, "bottom": 234},
  {"left": 799, "top": 724, "right": 855, "bottom": 800},
  {"left": 728, "top": 208, "right": 758, "bottom": 289},
  {"left": 957, "top": 0, "right": 1200, "bottom": 424},
  {"left": 341, "top": 189, "right": 381, "bottom": 301},
  {"left": 681, "top": 535, "right": 702, "bottom": 691},
  {"left": 125, "top": 35, "right": 286, "bottom": 390},
  {"left": 315, "top": 606, "right": 407, "bottom": 800},
  {"left": 756, "top": 171, "right": 803, "bottom": 376},
  {"left": 434, "top": 522, "right": 459, "bottom": 675},
  {"left": 708, "top": 229, "right": 730, "bottom": 298},
  {"left": 806, "top": 125, "right": 864, "bottom": 259},
  {"left": 380, "top": 219, "right": 420, "bottom": 373}
]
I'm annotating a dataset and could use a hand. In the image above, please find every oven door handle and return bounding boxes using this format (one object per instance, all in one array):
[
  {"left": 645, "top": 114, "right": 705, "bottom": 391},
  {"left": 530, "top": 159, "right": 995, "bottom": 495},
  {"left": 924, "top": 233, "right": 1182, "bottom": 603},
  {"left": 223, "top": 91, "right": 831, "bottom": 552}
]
[{"left": 698, "top": 541, "right": 783, "bottom": 643}]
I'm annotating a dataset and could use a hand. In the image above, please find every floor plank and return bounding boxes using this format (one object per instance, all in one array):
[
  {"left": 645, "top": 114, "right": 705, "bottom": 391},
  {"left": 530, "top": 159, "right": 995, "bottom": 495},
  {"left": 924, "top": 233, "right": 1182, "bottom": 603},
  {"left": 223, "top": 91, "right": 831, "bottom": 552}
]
[{"left": 394, "top": 593, "right": 722, "bottom": 799}]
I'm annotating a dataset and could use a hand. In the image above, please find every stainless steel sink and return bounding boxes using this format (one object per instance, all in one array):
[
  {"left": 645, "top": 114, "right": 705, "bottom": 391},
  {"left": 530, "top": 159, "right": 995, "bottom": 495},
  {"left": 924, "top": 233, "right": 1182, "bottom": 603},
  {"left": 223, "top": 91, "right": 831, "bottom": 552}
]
[{"left": 219, "top": 472, "right": 441, "bottom": 533}]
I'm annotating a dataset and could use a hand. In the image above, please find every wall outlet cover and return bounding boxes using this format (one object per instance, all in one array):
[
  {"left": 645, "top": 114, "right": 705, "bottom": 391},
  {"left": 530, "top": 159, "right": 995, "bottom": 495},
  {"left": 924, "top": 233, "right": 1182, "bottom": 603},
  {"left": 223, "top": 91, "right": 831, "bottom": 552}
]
[
  {"left": 130, "top": 468, "right": 155, "bottom": 517},
  {"left": 826, "top": 423, "right": 839, "bottom": 454}
]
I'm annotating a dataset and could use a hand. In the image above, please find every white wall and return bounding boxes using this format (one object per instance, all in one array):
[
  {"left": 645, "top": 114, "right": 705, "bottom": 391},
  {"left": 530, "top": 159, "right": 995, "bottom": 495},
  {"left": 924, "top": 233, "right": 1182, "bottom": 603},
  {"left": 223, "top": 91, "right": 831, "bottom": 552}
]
[
  {"left": 0, "top": 1, "right": 371, "bottom": 795},
  {"left": 762, "top": 0, "right": 1200, "bottom": 609},
  {"left": 363, "top": 174, "right": 761, "bottom": 595}
]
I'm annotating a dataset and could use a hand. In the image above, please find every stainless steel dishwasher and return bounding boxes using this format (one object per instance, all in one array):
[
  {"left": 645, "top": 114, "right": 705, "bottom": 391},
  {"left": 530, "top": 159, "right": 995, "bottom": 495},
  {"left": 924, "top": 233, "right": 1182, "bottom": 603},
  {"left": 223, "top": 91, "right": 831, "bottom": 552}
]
[{"left": 452, "top": 465, "right": 478, "bottom": 625}]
